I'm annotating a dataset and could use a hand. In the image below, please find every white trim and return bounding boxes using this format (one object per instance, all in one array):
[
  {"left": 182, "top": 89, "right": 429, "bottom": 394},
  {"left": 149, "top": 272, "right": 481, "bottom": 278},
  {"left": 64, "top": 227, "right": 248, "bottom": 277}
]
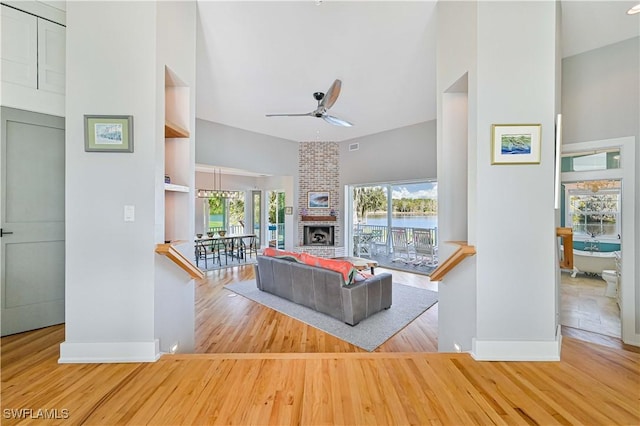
[
  {"left": 471, "top": 326, "right": 562, "bottom": 361},
  {"left": 562, "top": 136, "right": 638, "bottom": 346},
  {"left": 58, "top": 340, "right": 160, "bottom": 364}
]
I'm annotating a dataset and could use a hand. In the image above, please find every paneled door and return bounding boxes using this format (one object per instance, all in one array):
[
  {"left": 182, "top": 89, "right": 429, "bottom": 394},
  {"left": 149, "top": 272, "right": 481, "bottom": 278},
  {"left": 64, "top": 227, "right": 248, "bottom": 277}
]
[{"left": 1, "top": 107, "right": 65, "bottom": 336}]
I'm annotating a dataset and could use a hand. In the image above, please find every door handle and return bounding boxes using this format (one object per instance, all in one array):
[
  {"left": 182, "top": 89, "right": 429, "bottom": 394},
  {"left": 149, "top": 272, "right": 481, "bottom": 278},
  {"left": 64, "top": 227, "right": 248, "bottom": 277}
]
[{"left": 0, "top": 229, "right": 13, "bottom": 237}]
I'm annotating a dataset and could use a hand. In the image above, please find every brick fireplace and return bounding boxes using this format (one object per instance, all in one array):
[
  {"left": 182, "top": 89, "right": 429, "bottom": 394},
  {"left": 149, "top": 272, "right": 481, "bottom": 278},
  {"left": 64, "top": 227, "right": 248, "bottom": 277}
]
[
  {"left": 296, "top": 141, "right": 343, "bottom": 257},
  {"left": 303, "top": 225, "right": 335, "bottom": 246}
]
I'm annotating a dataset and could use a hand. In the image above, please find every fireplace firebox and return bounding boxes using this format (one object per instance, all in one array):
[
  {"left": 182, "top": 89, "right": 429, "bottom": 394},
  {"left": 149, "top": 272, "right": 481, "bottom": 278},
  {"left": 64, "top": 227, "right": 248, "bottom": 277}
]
[{"left": 303, "top": 226, "right": 335, "bottom": 246}]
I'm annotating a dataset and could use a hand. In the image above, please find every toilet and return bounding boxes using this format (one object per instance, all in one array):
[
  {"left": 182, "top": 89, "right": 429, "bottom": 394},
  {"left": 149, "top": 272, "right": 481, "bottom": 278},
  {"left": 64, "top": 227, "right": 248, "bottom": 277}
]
[{"left": 602, "top": 270, "right": 618, "bottom": 298}]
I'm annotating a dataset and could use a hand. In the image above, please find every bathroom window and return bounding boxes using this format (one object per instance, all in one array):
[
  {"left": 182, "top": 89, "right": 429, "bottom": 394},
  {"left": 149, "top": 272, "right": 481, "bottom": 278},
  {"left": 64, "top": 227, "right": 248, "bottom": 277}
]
[
  {"left": 566, "top": 188, "right": 620, "bottom": 241},
  {"left": 561, "top": 149, "right": 620, "bottom": 172}
]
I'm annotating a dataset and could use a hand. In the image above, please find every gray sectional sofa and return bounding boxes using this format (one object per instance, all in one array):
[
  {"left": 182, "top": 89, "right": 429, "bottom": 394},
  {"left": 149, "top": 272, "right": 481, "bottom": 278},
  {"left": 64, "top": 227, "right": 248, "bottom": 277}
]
[{"left": 254, "top": 255, "right": 392, "bottom": 326}]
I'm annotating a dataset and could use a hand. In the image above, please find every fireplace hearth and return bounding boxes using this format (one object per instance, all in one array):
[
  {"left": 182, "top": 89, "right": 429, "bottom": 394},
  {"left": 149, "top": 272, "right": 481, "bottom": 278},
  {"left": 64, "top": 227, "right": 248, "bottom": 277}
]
[{"left": 303, "top": 226, "right": 335, "bottom": 246}]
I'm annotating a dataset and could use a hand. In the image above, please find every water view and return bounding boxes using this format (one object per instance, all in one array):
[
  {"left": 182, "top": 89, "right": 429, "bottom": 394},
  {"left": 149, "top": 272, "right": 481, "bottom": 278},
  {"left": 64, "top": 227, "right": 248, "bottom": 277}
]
[{"left": 363, "top": 214, "right": 438, "bottom": 229}]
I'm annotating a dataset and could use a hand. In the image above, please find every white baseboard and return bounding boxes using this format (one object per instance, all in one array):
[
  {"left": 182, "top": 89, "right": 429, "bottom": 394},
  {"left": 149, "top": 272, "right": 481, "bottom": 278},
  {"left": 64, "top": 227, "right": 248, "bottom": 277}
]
[
  {"left": 58, "top": 340, "right": 160, "bottom": 363},
  {"left": 471, "top": 326, "right": 562, "bottom": 361}
]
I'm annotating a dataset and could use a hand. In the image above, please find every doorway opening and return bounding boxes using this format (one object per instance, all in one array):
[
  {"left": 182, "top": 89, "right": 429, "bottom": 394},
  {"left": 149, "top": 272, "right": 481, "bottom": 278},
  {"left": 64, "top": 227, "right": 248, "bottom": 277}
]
[
  {"left": 560, "top": 138, "right": 637, "bottom": 346},
  {"left": 267, "top": 190, "right": 285, "bottom": 249}
]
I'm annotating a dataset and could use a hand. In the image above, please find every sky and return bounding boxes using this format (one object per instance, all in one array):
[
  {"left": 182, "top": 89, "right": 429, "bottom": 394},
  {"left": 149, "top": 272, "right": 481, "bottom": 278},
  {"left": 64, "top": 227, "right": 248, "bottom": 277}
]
[{"left": 391, "top": 182, "right": 437, "bottom": 200}]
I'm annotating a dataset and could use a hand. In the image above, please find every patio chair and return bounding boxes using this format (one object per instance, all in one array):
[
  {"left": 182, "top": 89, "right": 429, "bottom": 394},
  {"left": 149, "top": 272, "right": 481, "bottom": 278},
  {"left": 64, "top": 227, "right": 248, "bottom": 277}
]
[
  {"left": 369, "top": 228, "right": 388, "bottom": 256},
  {"left": 390, "top": 227, "right": 414, "bottom": 263},
  {"left": 353, "top": 231, "right": 373, "bottom": 257},
  {"left": 413, "top": 228, "right": 438, "bottom": 266}
]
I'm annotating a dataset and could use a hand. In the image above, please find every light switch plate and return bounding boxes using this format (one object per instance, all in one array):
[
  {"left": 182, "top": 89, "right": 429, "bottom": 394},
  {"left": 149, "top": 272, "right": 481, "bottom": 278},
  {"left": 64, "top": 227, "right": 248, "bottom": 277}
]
[{"left": 124, "top": 205, "right": 135, "bottom": 222}]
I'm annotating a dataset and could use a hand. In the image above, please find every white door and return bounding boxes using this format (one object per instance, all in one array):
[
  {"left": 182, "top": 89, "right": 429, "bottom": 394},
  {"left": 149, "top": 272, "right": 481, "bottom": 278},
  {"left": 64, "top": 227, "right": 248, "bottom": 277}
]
[{"left": 1, "top": 107, "right": 65, "bottom": 336}]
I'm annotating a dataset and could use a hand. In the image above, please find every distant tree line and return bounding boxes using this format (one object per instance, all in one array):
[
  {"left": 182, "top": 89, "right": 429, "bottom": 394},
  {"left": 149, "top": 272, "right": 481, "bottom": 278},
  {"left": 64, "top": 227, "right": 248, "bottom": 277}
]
[{"left": 354, "top": 187, "right": 437, "bottom": 220}]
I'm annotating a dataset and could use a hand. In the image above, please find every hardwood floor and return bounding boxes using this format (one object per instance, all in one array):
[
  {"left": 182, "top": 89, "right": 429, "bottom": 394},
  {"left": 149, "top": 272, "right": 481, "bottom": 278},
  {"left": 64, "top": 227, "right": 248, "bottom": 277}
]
[
  {"left": 195, "top": 265, "right": 439, "bottom": 353},
  {"left": 2, "top": 265, "right": 639, "bottom": 425}
]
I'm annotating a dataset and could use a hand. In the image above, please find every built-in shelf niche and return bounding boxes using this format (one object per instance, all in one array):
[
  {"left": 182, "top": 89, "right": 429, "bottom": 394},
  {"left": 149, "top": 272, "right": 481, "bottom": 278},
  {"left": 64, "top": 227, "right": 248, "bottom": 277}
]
[{"left": 164, "top": 66, "right": 191, "bottom": 243}]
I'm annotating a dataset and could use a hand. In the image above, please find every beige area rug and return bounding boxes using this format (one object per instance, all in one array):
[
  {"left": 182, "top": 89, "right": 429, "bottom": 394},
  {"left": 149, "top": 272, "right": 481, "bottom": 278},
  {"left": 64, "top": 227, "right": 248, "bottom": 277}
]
[{"left": 225, "top": 280, "right": 438, "bottom": 351}]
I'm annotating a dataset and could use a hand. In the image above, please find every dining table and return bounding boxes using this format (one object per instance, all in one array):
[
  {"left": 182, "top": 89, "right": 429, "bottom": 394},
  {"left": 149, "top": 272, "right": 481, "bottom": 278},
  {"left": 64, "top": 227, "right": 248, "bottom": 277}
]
[{"left": 195, "top": 233, "right": 257, "bottom": 266}]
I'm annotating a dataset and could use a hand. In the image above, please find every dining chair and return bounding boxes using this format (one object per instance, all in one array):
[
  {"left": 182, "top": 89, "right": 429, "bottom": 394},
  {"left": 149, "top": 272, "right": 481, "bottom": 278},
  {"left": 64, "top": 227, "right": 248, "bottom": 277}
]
[
  {"left": 241, "top": 235, "right": 258, "bottom": 260},
  {"left": 195, "top": 239, "right": 223, "bottom": 268},
  {"left": 211, "top": 239, "right": 227, "bottom": 266}
]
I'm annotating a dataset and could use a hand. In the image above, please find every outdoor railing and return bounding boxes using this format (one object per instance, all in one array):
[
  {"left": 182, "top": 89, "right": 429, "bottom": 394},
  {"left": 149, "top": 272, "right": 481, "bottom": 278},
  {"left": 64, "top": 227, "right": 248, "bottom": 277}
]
[
  {"left": 209, "top": 225, "right": 245, "bottom": 235},
  {"left": 268, "top": 223, "right": 285, "bottom": 249},
  {"left": 354, "top": 224, "right": 438, "bottom": 255}
]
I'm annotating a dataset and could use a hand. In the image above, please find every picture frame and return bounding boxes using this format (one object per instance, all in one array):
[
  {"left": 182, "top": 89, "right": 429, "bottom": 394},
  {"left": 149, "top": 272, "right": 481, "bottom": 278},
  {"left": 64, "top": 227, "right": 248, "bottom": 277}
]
[
  {"left": 284, "top": 206, "right": 293, "bottom": 215},
  {"left": 84, "top": 115, "right": 133, "bottom": 152},
  {"left": 308, "top": 191, "right": 330, "bottom": 209},
  {"left": 491, "top": 124, "right": 541, "bottom": 165}
]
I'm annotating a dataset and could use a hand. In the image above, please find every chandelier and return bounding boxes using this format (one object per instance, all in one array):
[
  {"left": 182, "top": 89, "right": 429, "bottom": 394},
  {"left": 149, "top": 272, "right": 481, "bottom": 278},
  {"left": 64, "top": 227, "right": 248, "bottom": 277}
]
[
  {"left": 576, "top": 180, "right": 615, "bottom": 193},
  {"left": 197, "top": 169, "right": 242, "bottom": 199}
]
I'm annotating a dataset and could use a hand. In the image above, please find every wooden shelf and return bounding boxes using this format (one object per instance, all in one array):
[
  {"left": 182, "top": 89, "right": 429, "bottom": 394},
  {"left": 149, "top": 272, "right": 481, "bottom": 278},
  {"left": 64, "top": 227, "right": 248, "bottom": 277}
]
[
  {"left": 301, "top": 215, "right": 337, "bottom": 222},
  {"left": 165, "top": 120, "right": 189, "bottom": 138},
  {"left": 164, "top": 183, "right": 189, "bottom": 193}
]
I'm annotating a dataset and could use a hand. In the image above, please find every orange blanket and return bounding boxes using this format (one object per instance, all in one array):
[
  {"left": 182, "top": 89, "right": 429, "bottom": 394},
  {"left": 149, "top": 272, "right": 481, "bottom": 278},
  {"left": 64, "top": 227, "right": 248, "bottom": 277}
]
[
  {"left": 298, "top": 253, "right": 356, "bottom": 285},
  {"left": 262, "top": 248, "right": 356, "bottom": 285}
]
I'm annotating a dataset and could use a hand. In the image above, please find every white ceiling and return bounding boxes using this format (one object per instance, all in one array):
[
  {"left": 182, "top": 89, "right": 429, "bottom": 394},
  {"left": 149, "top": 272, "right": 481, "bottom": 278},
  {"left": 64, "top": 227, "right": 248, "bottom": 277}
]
[{"left": 195, "top": 1, "right": 639, "bottom": 143}]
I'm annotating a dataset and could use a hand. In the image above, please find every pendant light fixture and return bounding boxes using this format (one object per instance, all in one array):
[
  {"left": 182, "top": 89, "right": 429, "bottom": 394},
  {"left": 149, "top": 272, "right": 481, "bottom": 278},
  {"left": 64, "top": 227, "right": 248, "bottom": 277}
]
[{"left": 196, "top": 169, "right": 242, "bottom": 199}]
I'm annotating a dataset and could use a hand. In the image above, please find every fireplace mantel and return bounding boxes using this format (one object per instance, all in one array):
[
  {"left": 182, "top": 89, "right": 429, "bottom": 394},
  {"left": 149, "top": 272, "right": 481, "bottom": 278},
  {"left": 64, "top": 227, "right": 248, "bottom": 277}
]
[{"left": 301, "top": 215, "right": 336, "bottom": 222}]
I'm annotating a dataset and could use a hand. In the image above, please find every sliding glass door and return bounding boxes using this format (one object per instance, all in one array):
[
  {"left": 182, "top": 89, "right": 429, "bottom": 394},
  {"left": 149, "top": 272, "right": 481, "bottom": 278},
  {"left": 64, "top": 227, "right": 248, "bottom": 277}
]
[{"left": 350, "top": 181, "right": 438, "bottom": 256}]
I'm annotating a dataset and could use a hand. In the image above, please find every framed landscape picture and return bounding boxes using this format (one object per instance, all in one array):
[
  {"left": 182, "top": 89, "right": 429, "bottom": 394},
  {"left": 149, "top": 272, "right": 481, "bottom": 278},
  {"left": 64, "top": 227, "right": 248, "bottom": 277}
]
[
  {"left": 84, "top": 115, "right": 134, "bottom": 152},
  {"left": 308, "top": 191, "right": 330, "bottom": 209},
  {"left": 491, "top": 124, "right": 541, "bottom": 164}
]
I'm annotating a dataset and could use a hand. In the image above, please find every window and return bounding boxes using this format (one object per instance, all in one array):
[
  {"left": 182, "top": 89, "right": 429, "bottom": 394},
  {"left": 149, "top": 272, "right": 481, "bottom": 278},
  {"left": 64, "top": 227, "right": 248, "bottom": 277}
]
[
  {"left": 206, "top": 194, "right": 245, "bottom": 234},
  {"left": 561, "top": 149, "right": 620, "bottom": 172},
  {"left": 566, "top": 188, "right": 620, "bottom": 241}
]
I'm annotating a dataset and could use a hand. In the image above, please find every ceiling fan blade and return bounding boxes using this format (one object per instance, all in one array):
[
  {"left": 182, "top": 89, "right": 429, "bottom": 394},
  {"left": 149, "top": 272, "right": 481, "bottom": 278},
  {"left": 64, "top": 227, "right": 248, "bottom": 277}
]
[
  {"left": 265, "top": 112, "right": 313, "bottom": 117},
  {"left": 322, "top": 114, "right": 353, "bottom": 127},
  {"left": 320, "top": 79, "right": 342, "bottom": 110}
]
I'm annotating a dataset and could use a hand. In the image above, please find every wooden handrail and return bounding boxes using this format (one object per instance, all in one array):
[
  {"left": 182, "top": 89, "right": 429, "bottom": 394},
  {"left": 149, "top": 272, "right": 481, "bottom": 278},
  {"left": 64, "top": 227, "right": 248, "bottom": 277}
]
[
  {"left": 556, "top": 227, "right": 574, "bottom": 270},
  {"left": 165, "top": 120, "right": 190, "bottom": 138},
  {"left": 155, "top": 243, "right": 204, "bottom": 280},
  {"left": 429, "top": 241, "right": 476, "bottom": 281}
]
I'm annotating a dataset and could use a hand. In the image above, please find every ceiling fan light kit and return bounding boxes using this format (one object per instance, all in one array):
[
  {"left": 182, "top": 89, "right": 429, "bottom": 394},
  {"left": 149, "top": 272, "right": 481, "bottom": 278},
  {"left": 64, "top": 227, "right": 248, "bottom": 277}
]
[{"left": 266, "top": 79, "right": 353, "bottom": 127}]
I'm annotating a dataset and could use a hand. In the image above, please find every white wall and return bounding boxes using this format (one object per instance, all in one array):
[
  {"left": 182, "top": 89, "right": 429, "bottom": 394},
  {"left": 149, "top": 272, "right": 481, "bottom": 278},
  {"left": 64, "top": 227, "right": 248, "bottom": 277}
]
[
  {"left": 473, "top": 1, "right": 559, "bottom": 360},
  {"left": 154, "top": 1, "right": 197, "bottom": 356},
  {"left": 62, "top": 1, "right": 159, "bottom": 362},
  {"left": 61, "top": 1, "right": 197, "bottom": 362},
  {"left": 196, "top": 119, "right": 298, "bottom": 175},
  {"left": 338, "top": 121, "right": 437, "bottom": 186},
  {"left": 437, "top": 1, "right": 561, "bottom": 360},
  {"left": 436, "top": 0, "right": 478, "bottom": 353}
]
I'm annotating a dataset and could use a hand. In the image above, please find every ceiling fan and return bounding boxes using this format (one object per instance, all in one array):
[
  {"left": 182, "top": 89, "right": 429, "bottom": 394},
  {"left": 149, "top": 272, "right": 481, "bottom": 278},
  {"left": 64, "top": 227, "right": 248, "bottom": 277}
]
[{"left": 266, "top": 79, "right": 353, "bottom": 127}]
